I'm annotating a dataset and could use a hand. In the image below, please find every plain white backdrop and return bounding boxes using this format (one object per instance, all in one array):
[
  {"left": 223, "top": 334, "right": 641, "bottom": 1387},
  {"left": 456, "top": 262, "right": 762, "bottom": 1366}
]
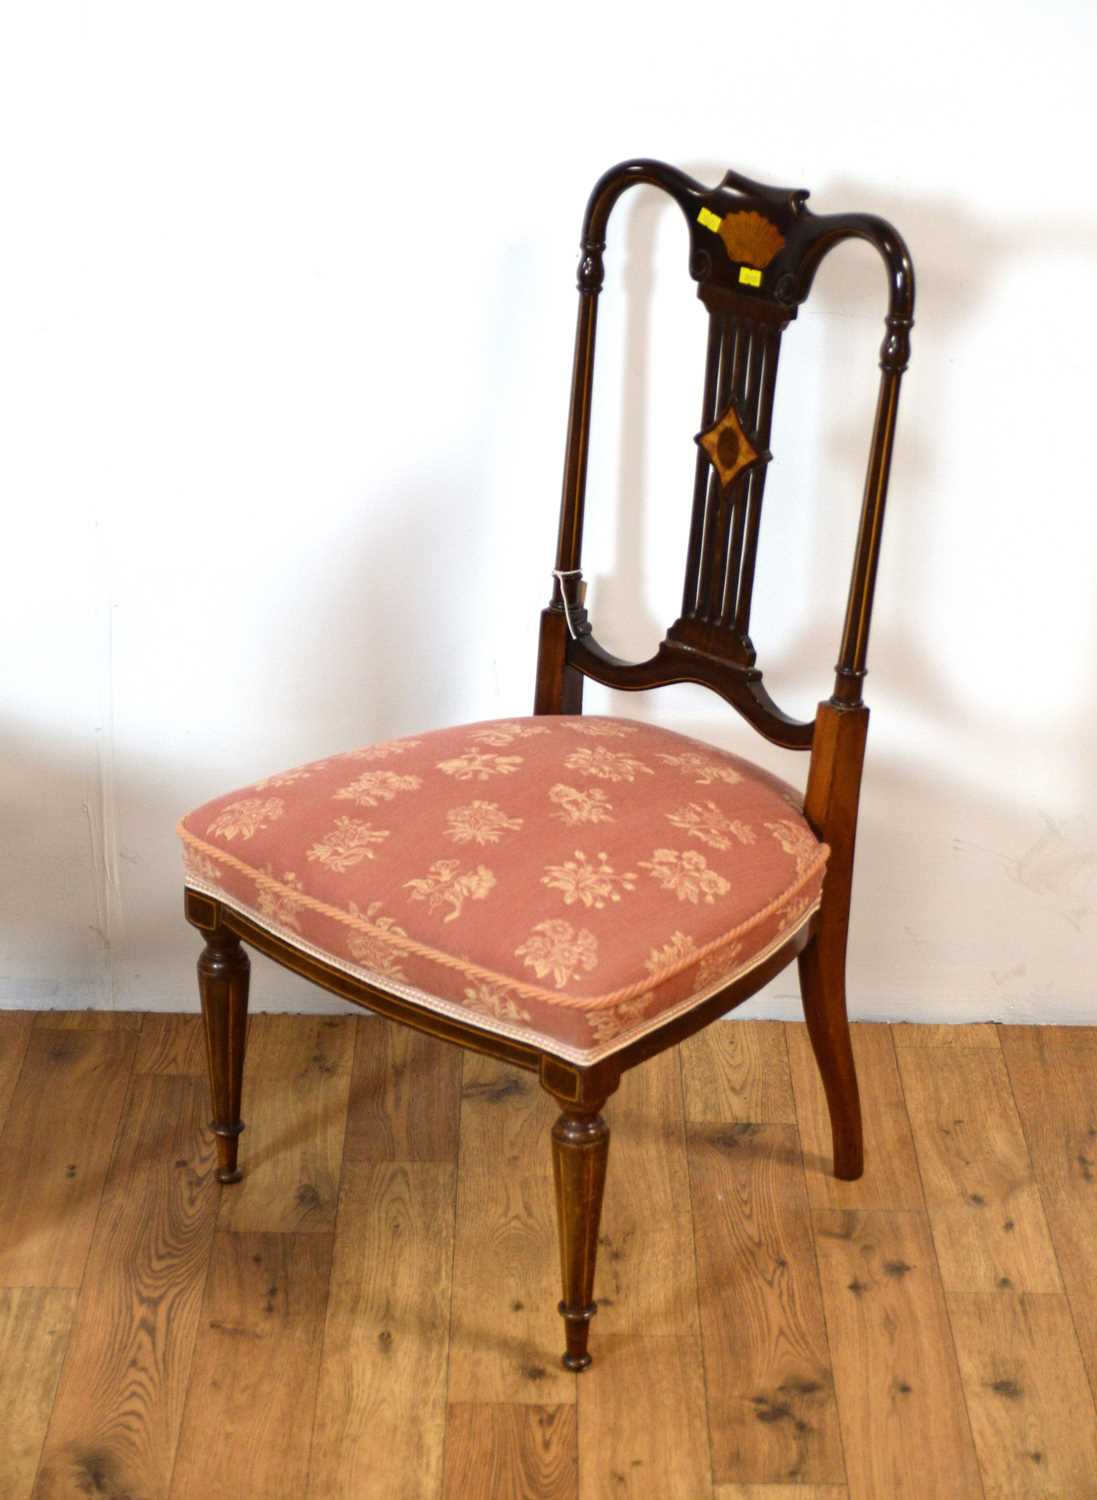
[{"left": 2, "top": 1, "right": 1095, "bottom": 1023}]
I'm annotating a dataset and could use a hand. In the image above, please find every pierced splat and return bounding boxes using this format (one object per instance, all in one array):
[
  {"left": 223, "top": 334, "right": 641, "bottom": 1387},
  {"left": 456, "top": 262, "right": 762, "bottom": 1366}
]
[{"left": 677, "top": 294, "right": 787, "bottom": 666}]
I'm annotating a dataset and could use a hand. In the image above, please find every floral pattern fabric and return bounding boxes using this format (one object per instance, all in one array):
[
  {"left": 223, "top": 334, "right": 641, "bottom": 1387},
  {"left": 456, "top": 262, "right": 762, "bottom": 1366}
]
[{"left": 179, "top": 716, "right": 828, "bottom": 1063}]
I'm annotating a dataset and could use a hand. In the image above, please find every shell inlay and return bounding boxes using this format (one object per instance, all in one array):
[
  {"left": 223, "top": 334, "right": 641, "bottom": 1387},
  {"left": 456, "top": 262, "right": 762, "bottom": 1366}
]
[{"left": 717, "top": 211, "right": 785, "bottom": 269}]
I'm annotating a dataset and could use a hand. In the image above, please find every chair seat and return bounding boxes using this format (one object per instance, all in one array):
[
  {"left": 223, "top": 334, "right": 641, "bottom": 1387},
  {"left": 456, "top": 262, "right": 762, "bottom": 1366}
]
[{"left": 178, "top": 716, "right": 827, "bottom": 1063}]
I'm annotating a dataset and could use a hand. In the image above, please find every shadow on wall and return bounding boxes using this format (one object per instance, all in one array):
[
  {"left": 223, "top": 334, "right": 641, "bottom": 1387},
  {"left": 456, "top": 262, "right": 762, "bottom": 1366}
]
[
  {"left": 4, "top": 471, "right": 487, "bottom": 1018},
  {"left": 1, "top": 721, "right": 114, "bottom": 1010}
]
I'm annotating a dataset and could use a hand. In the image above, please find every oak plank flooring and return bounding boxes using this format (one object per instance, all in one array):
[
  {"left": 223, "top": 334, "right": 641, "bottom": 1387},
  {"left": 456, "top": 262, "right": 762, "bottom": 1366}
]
[
  {"left": 134, "top": 1013, "right": 213, "bottom": 1076},
  {"left": 32, "top": 1075, "right": 219, "bottom": 1500},
  {"left": 896, "top": 1046, "right": 1060, "bottom": 1294},
  {"left": 715, "top": 1488, "right": 848, "bottom": 1499},
  {"left": 216, "top": 1014, "right": 354, "bottom": 1235},
  {"left": 578, "top": 1335, "right": 712, "bottom": 1499},
  {"left": 346, "top": 1015, "right": 462, "bottom": 1163},
  {"left": 688, "top": 1123, "right": 845, "bottom": 1487},
  {"left": 1000, "top": 1025, "right": 1097, "bottom": 1403},
  {"left": 10, "top": 1014, "right": 1097, "bottom": 1499},
  {"left": 812, "top": 1209, "right": 983, "bottom": 1500},
  {"left": 443, "top": 1405, "right": 577, "bottom": 1500},
  {"left": 891, "top": 1024, "right": 1001, "bottom": 1050},
  {"left": 170, "top": 1231, "right": 333, "bottom": 1498},
  {"left": 31, "top": 1010, "right": 142, "bottom": 1031},
  {"left": 682, "top": 1021, "right": 797, "bottom": 1125},
  {"left": 0, "top": 1028, "right": 136, "bottom": 1288},
  {"left": 0, "top": 1288, "right": 76, "bottom": 1500},
  {"left": 448, "top": 1054, "right": 573, "bottom": 1405},
  {"left": 307, "top": 1161, "right": 456, "bottom": 1499},
  {"left": 596, "top": 1049, "right": 698, "bottom": 1336},
  {"left": 1007, "top": 1025, "right": 1097, "bottom": 1051},
  {"left": 946, "top": 1292, "right": 1097, "bottom": 1499},
  {"left": 0, "top": 1010, "right": 34, "bottom": 1135},
  {"left": 787, "top": 1022, "right": 924, "bottom": 1212}
]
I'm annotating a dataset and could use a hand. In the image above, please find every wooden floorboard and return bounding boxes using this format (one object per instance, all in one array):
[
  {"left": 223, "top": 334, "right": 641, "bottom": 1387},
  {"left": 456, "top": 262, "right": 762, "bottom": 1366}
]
[
  {"left": 946, "top": 1291, "right": 1097, "bottom": 1499},
  {"left": 595, "top": 1049, "right": 699, "bottom": 1337},
  {"left": 32, "top": 1074, "right": 219, "bottom": 1500},
  {"left": 443, "top": 1404, "right": 577, "bottom": 1500},
  {"left": 682, "top": 1020, "right": 797, "bottom": 1125},
  {"left": 308, "top": 1159, "right": 456, "bottom": 1499},
  {"left": 5, "top": 1014, "right": 1096, "bottom": 1500},
  {"left": 715, "top": 1487, "right": 848, "bottom": 1499},
  {"left": 447, "top": 1053, "right": 573, "bottom": 1406},
  {"left": 1000, "top": 1024, "right": 1097, "bottom": 1407},
  {"left": 891, "top": 1023, "right": 1002, "bottom": 1050},
  {"left": 134, "top": 1013, "right": 215, "bottom": 1076},
  {"left": 578, "top": 1334, "right": 712, "bottom": 1499},
  {"left": 896, "top": 1045, "right": 1061, "bottom": 1294},
  {"left": 0, "top": 1287, "right": 76, "bottom": 1500},
  {"left": 688, "top": 1122, "right": 845, "bottom": 1487},
  {"left": 0, "top": 1027, "right": 136, "bottom": 1288},
  {"left": 215, "top": 1014, "right": 354, "bottom": 1236},
  {"left": 170, "top": 1230, "right": 333, "bottom": 1498},
  {"left": 812, "top": 1209, "right": 983, "bottom": 1500},
  {"left": 345, "top": 1015, "right": 462, "bottom": 1163},
  {"left": 0, "top": 1011, "right": 34, "bottom": 1135},
  {"left": 31, "top": 1010, "right": 142, "bottom": 1031}
]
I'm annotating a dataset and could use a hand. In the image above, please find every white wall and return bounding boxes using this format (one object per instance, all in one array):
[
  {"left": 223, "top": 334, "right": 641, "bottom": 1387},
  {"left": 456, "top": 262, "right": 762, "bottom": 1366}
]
[{"left": 2, "top": 1, "right": 1095, "bottom": 1024}]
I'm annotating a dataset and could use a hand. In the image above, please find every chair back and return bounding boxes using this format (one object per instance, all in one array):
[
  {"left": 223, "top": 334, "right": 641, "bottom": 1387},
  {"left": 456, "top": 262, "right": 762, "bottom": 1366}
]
[{"left": 540, "top": 159, "right": 915, "bottom": 750}]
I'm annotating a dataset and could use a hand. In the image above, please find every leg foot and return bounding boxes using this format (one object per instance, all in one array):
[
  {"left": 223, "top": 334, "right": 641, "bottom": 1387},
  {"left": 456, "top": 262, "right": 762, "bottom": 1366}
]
[
  {"left": 197, "top": 926, "right": 250, "bottom": 1184},
  {"left": 559, "top": 1301, "right": 596, "bottom": 1371},
  {"left": 798, "top": 936, "right": 862, "bottom": 1180},
  {"left": 551, "top": 1106, "right": 609, "bottom": 1372}
]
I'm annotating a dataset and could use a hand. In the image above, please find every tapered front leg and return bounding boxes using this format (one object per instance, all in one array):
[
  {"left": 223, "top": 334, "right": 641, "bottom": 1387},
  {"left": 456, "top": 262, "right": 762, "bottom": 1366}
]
[
  {"left": 197, "top": 925, "right": 250, "bottom": 1184},
  {"left": 550, "top": 1104, "right": 609, "bottom": 1371}
]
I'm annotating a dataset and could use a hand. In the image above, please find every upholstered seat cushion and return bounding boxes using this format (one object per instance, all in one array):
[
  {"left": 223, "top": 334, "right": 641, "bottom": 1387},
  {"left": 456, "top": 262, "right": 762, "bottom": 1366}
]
[{"left": 178, "top": 716, "right": 827, "bottom": 1064}]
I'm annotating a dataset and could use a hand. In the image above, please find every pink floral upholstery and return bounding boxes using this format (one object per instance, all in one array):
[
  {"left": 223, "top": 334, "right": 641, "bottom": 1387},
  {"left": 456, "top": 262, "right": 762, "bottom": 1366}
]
[{"left": 179, "top": 717, "right": 827, "bottom": 1064}]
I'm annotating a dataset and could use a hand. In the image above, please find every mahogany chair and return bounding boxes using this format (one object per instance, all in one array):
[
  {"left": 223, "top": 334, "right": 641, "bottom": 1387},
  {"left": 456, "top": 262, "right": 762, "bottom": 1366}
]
[{"left": 179, "top": 158, "right": 914, "bottom": 1372}]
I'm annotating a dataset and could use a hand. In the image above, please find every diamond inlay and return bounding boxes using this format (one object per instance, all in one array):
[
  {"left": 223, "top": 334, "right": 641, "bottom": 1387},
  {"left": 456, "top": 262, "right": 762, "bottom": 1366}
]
[{"left": 695, "top": 401, "right": 764, "bottom": 492}]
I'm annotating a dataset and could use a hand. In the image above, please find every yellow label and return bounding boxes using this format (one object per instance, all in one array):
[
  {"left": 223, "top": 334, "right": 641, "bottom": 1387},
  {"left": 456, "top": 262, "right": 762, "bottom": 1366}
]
[
  {"left": 738, "top": 266, "right": 762, "bottom": 287},
  {"left": 697, "top": 206, "right": 722, "bottom": 233}
]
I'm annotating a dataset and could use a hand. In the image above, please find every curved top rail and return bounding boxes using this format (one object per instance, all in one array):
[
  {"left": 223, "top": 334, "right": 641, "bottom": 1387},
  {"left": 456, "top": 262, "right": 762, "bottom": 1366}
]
[
  {"left": 580, "top": 158, "right": 809, "bottom": 244},
  {"left": 575, "top": 159, "right": 913, "bottom": 368},
  {"left": 796, "top": 214, "right": 915, "bottom": 372}
]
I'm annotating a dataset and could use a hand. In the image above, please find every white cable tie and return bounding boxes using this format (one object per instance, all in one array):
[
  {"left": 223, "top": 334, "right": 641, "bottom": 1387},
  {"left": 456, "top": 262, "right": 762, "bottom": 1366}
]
[{"left": 552, "top": 569, "right": 583, "bottom": 640}]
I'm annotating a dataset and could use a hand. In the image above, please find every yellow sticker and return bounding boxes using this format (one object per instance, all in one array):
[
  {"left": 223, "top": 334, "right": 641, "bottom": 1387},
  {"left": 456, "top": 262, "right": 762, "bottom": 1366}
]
[
  {"left": 738, "top": 266, "right": 762, "bottom": 287},
  {"left": 697, "top": 206, "right": 722, "bottom": 233}
]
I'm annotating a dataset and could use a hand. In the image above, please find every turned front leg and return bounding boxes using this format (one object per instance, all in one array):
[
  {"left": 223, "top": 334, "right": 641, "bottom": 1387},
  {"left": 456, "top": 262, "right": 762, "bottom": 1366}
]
[
  {"left": 197, "top": 926, "right": 250, "bottom": 1184},
  {"left": 551, "top": 1105, "right": 609, "bottom": 1372}
]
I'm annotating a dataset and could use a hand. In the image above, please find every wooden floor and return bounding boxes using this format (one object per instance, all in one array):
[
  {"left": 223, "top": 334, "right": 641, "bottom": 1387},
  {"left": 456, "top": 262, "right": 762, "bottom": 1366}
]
[{"left": 1, "top": 1012, "right": 1095, "bottom": 1499}]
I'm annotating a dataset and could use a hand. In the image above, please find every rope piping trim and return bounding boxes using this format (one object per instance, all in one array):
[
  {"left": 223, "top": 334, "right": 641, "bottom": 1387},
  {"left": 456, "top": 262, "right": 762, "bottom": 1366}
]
[
  {"left": 182, "top": 871, "right": 821, "bottom": 1065},
  {"left": 177, "top": 819, "right": 829, "bottom": 1013}
]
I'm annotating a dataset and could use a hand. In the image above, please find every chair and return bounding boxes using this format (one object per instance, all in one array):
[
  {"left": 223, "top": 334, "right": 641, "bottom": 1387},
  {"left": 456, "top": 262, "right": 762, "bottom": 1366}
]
[{"left": 179, "top": 158, "right": 914, "bottom": 1372}]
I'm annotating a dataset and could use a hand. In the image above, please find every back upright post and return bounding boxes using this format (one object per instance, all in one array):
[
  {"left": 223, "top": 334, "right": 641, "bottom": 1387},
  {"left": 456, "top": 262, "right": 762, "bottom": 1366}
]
[
  {"left": 799, "top": 233, "right": 914, "bottom": 1179},
  {"left": 534, "top": 227, "right": 605, "bottom": 714}
]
